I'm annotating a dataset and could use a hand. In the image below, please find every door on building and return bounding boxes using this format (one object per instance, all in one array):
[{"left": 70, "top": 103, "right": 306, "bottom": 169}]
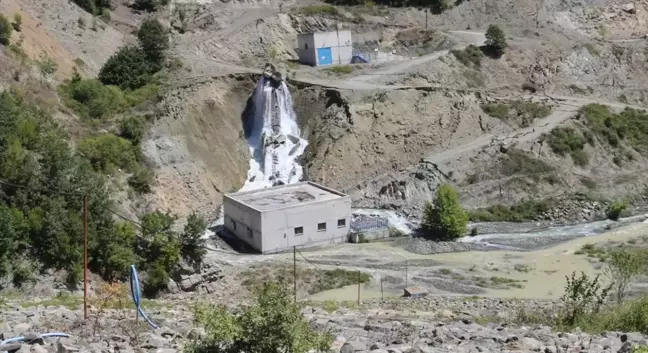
[{"left": 317, "top": 47, "right": 333, "bottom": 66}]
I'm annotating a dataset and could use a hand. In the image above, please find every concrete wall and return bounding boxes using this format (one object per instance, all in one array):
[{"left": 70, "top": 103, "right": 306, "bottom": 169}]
[
  {"left": 297, "top": 34, "right": 317, "bottom": 66},
  {"left": 260, "top": 196, "right": 352, "bottom": 253},
  {"left": 349, "top": 228, "right": 390, "bottom": 243},
  {"left": 223, "top": 196, "right": 263, "bottom": 251}
]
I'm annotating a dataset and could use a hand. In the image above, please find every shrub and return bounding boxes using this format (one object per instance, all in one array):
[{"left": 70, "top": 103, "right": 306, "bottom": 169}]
[
  {"left": 139, "top": 211, "right": 181, "bottom": 297},
  {"left": 451, "top": 45, "right": 482, "bottom": 68},
  {"left": 59, "top": 78, "right": 129, "bottom": 120},
  {"left": 430, "top": 0, "right": 453, "bottom": 14},
  {"left": 546, "top": 127, "right": 586, "bottom": 156},
  {"left": 119, "top": 116, "right": 146, "bottom": 144},
  {"left": 606, "top": 200, "right": 627, "bottom": 220},
  {"left": 485, "top": 24, "right": 507, "bottom": 55},
  {"left": 326, "top": 65, "right": 354, "bottom": 74},
  {"left": 482, "top": 103, "right": 509, "bottom": 118},
  {"left": 78, "top": 134, "right": 138, "bottom": 173},
  {"left": 128, "top": 166, "right": 154, "bottom": 194},
  {"left": 560, "top": 271, "right": 611, "bottom": 326},
  {"left": 134, "top": 0, "right": 169, "bottom": 11},
  {"left": 181, "top": 212, "right": 208, "bottom": 269},
  {"left": 98, "top": 46, "right": 160, "bottom": 90},
  {"left": 12, "top": 13, "right": 22, "bottom": 32},
  {"left": 37, "top": 53, "right": 58, "bottom": 77},
  {"left": 188, "top": 281, "right": 332, "bottom": 353},
  {"left": 604, "top": 249, "right": 646, "bottom": 304},
  {"left": 299, "top": 5, "right": 340, "bottom": 16},
  {"left": 469, "top": 199, "right": 552, "bottom": 222},
  {"left": 570, "top": 149, "right": 589, "bottom": 166},
  {"left": 0, "top": 14, "right": 13, "bottom": 45},
  {"left": 137, "top": 19, "right": 169, "bottom": 64},
  {"left": 72, "top": 0, "right": 112, "bottom": 15},
  {"left": 421, "top": 184, "right": 468, "bottom": 241}
]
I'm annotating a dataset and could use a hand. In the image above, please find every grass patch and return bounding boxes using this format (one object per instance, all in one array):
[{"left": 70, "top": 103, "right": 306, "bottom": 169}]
[
  {"left": 462, "top": 70, "right": 484, "bottom": 87},
  {"left": 20, "top": 291, "right": 83, "bottom": 310},
  {"left": 298, "top": 5, "right": 340, "bottom": 16},
  {"left": 580, "top": 177, "right": 597, "bottom": 190},
  {"left": 469, "top": 199, "right": 553, "bottom": 222},
  {"left": 475, "top": 276, "right": 525, "bottom": 289},
  {"left": 514, "top": 264, "right": 532, "bottom": 273},
  {"left": 326, "top": 65, "right": 355, "bottom": 74},
  {"left": 451, "top": 45, "right": 482, "bottom": 68},
  {"left": 482, "top": 100, "right": 551, "bottom": 127},
  {"left": 239, "top": 264, "right": 371, "bottom": 295}
]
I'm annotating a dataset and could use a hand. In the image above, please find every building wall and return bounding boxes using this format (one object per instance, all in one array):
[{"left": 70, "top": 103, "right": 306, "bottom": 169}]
[
  {"left": 260, "top": 196, "right": 351, "bottom": 253},
  {"left": 223, "top": 196, "right": 263, "bottom": 251},
  {"left": 297, "top": 34, "right": 317, "bottom": 66}
]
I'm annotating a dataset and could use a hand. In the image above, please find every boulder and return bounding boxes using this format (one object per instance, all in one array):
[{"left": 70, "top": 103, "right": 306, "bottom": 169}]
[{"left": 622, "top": 3, "right": 636, "bottom": 13}]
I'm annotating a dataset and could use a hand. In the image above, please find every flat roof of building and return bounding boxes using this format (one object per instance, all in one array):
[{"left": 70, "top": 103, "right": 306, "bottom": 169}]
[{"left": 225, "top": 181, "right": 348, "bottom": 212}]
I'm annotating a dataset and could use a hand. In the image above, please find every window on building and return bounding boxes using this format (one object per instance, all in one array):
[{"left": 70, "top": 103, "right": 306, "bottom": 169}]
[
  {"left": 318, "top": 222, "right": 327, "bottom": 232},
  {"left": 247, "top": 227, "right": 253, "bottom": 238},
  {"left": 232, "top": 220, "right": 237, "bottom": 230},
  {"left": 294, "top": 226, "right": 304, "bottom": 236},
  {"left": 337, "top": 219, "right": 346, "bottom": 228}
]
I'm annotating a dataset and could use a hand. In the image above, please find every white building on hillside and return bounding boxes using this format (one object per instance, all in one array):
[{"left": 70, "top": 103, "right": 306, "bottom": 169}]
[{"left": 297, "top": 30, "right": 353, "bottom": 66}]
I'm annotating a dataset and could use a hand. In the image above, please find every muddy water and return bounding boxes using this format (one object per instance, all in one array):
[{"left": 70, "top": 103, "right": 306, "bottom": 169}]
[{"left": 305, "top": 221, "right": 648, "bottom": 302}]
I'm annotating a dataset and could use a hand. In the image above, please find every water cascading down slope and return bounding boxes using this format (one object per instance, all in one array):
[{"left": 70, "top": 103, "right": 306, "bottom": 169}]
[{"left": 240, "top": 64, "right": 308, "bottom": 191}]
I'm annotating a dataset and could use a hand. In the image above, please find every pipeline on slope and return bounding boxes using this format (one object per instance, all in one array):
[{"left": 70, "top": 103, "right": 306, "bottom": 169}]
[
  {"left": 130, "top": 264, "right": 158, "bottom": 329},
  {"left": 0, "top": 333, "right": 71, "bottom": 353}
]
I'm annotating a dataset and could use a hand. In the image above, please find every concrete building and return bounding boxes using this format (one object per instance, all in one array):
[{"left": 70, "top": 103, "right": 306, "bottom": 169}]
[
  {"left": 297, "top": 30, "right": 353, "bottom": 66},
  {"left": 223, "top": 182, "right": 352, "bottom": 254}
]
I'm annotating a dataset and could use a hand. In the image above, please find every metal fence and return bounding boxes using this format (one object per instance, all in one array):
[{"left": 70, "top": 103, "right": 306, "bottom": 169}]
[{"left": 350, "top": 217, "right": 390, "bottom": 233}]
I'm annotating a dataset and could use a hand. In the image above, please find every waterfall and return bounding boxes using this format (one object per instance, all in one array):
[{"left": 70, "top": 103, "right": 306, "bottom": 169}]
[{"left": 239, "top": 76, "right": 308, "bottom": 191}]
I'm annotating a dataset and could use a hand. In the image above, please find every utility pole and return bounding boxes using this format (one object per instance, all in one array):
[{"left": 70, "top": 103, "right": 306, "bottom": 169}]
[
  {"left": 425, "top": 8, "right": 428, "bottom": 30},
  {"left": 83, "top": 194, "right": 89, "bottom": 320},
  {"left": 357, "top": 271, "right": 361, "bottom": 305},
  {"left": 293, "top": 246, "right": 297, "bottom": 303}
]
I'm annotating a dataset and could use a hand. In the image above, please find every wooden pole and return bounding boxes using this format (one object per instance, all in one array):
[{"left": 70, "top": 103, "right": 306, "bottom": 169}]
[
  {"left": 83, "top": 194, "right": 89, "bottom": 320},
  {"left": 381, "top": 278, "right": 384, "bottom": 300},
  {"left": 293, "top": 246, "right": 297, "bottom": 303}
]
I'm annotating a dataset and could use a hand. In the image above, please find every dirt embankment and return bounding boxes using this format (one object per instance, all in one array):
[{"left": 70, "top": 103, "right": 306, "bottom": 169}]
[{"left": 140, "top": 75, "right": 254, "bottom": 219}]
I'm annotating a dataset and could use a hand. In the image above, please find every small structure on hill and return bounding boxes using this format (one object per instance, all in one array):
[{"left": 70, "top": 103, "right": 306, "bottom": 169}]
[
  {"left": 297, "top": 30, "right": 353, "bottom": 66},
  {"left": 404, "top": 287, "right": 427, "bottom": 298},
  {"left": 223, "top": 182, "right": 351, "bottom": 254}
]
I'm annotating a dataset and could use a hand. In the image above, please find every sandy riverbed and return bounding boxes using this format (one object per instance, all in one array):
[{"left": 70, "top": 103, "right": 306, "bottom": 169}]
[{"left": 306, "top": 222, "right": 648, "bottom": 302}]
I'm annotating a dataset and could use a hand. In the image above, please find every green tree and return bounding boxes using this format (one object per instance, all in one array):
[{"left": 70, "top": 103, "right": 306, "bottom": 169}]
[
  {"left": 421, "top": 183, "right": 468, "bottom": 241},
  {"left": 90, "top": 222, "right": 138, "bottom": 281},
  {"left": 98, "top": 45, "right": 159, "bottom": 90},
  {"left": 485, "top": 24, "right": 507, "bottom": 56},
  {"left": 560, "top": 271, "right": 611, "bottom": 326},
  {"left": 137, "top": 19, "right": 169, "bottom": 64},
  {"left": 604, "top": 249, "right": 645, "bottom": 304},
  {"left": 429, "top": 0, "right": 453, "bottom": 14},
  {"left": 188, "top": 281, "right": 332, "bottom": 353},
  {"left": 0, "top": 14, "right": 13, "bottom": 45},
  {"left": 140, "top": 211, "right": 181, "bottom": 297},
  {"left": 181, "top": 212, "right": 207, "bottom": 269},
  {"left": 606, "top": 200, "right": 627, "bottom": 220},
  {"left": 59, "top": 78, "right": 129, "bottom": 120},
  {"left": 128, "top": 166, "right": 154, "bottom": 194}
]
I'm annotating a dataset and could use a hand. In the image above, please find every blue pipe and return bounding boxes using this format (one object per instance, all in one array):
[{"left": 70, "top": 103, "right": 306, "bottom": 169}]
[
  {"left": 130, "top": 264, "right": 158, "bottom": 329},
  {"left": 1, "top": 333, "right": 70, "bottom": 353}
]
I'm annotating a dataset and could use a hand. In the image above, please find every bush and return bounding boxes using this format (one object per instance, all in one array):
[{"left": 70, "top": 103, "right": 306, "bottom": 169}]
[
  {"left": 128, "top": 166, "right": 154, "bottom": 194},
  {"left": 560, "top": 271, "right": 611, "bottom": 327},
  {"left": 482, "top": 103, "right": 509, "bottom": 118},
  {"left": 188, "top": 281, "right": 332, "bottom": 353},
  {"left": 37, "top": 53, "right": 58, "bottom": 77},
  {"left": 299, "top": 5, "right": 340, "bottom": 16},
  {"left": 181, "top": 212, "right": 208, "bottom": 269},
  {"left": 12, "top": 13, "right": 22, "bottom": 32},
  {"left": 485, "top": 24, "right": 507, "bottom": 55},
  {"left": 72, "top": 0, "right": 112, "bottom": 15},
  {"left": 546, "top": 127, "right": 586, "bottom": 156},
  {"left": 137, "top": 19, "right": 169, "bottom": 64},
  {"left": 134, "top": 0, "right": 169, "bottom": 11},
  {"left": 0, "top": 14, "right": 13, "bottom": 45},
  {"left": 430, "top": 0, "right": 453, "bottom": 14},
  {"left": 78, "top": 134, "right": 139, "bottom": 173},
  {"left": 570, "top": 149, "right": 589, "bottom": 166},
  {"left": 119, "top": 116, "right": 146, "bottom": 144},
  {"left": 469, "top": 199, "right": 552, "bottom": 222},
  {"left": 326, "top": 65, "right": 354, "bottom": 74},
  {"left": 421, "top": 184, "right": 468, "bottom": 241},
  {"left": 139, "top": 211, "right": 181, "bottom": 297},
  {"left": 606, "top": 200, "right": 627, "bottom": 220},
  {"left": 59, "top": 78, "right": 129, "bottom": 120},
  {"left": 99, "top": 46, "right": 160, "bottom": 90},
  {"left": 580, "top": 104, "right": 648, "bottom": 153},
  {"left": 604, "top": 249, "right": 646, "bottom": 304},
  {"left": 451, "top": 45, "right": 482, "bottom": 68}
]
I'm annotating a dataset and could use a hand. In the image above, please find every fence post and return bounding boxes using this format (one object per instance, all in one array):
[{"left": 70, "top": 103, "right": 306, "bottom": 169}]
[
  {"left": 293, "top": 246, "right": 297, "bottom": 303},
  {"left": 357, "top": 271, "right": 361, "bottom": 305}
]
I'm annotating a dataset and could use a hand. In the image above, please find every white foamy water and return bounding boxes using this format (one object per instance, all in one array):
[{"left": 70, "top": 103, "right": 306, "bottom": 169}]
[
  {"left": 352, "top": 208, "right": 415, "bottom": 235},
  {"left": 206, "top": 77, "right": 307, "bottom": 234},
  {"left": 239, "top": 77, "right": 308, "bottom": 191}
]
